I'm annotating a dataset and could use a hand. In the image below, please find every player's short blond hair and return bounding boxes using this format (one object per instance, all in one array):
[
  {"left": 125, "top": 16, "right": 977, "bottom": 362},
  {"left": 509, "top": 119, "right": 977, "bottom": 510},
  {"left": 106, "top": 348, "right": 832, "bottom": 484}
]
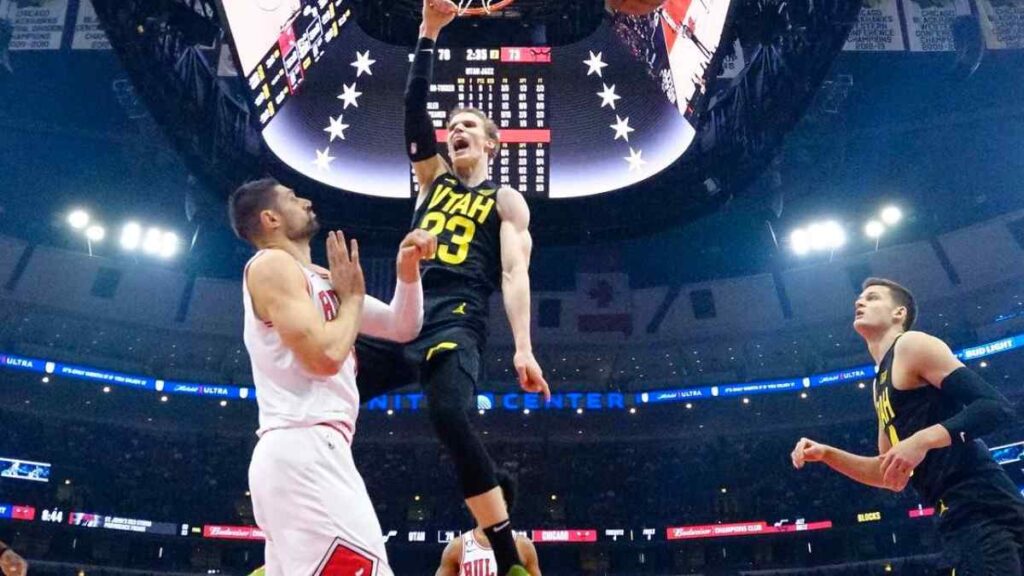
[{"left": 448, "top": 107, "right": 501, "bottom": 157}]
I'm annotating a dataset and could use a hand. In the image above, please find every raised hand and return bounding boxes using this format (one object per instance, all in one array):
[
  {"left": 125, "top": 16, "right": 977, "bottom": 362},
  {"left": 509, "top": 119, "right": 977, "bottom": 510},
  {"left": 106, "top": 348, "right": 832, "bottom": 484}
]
[
  {"left": 422, "top": 0, "right": 458, "bottom": 33},
  {"left": 326, "top": 231, "right": 365, "bottom": 304}
]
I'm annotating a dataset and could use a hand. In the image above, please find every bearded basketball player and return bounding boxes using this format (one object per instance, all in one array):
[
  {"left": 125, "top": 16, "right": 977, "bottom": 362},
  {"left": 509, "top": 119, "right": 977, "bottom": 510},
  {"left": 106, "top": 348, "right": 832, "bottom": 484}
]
[{"left": 230, "top": 179, "right": 436, "bottom": 576}]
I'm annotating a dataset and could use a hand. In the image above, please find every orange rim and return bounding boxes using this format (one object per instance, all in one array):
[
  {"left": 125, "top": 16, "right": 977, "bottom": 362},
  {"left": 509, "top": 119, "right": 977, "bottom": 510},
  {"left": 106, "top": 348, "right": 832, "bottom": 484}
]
[{"left": 458, "top": 0, "right": 516, "bottom": 16}]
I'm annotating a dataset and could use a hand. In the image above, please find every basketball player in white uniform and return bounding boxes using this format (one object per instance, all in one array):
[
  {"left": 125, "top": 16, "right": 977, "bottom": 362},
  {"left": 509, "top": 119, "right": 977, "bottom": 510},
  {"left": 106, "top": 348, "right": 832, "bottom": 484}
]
[
  {"left": 436, "top": 472, "right": 542, "bottom": 576},
  {"left": 229, "top": 178, "right": 437, "bottom": 576}
]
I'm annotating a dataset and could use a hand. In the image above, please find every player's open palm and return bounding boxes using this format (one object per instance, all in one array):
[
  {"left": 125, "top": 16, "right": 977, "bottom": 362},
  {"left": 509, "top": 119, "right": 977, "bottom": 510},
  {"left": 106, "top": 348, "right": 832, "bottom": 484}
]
[
  {"left": 423, "top": 0, "right": 458, "bottom": 29},
  {"left": 791, "top": 437, "right": 828, "bottom": 470},
  {"left": 514, "top": 350, "right": 550, "bottom": 401},
  {"left": 327, "top": 231, "right": 365, "bottom": 302}
]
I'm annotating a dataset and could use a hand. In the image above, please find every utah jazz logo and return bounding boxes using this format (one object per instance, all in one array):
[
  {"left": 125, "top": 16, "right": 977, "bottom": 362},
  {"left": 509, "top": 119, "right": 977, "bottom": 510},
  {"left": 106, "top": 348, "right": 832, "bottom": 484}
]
[{"left": 874, "top": 385, "right": 899, "bottom": 446}]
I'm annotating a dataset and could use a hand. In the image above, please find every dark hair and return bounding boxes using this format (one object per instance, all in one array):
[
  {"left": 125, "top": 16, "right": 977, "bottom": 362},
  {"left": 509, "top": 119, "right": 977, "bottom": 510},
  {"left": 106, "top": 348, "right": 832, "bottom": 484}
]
[
  {"left": 495, "top": 469, "right": 517, "bottom": 513},
  {"left": 228, "top": 178, "right": 281, "bottom": 243},
  {"left": 862, "top": 277, "right": 917, "bottom": 331},
  {"left": 448, "top": 107, "right": 501, "bottom": 157}
]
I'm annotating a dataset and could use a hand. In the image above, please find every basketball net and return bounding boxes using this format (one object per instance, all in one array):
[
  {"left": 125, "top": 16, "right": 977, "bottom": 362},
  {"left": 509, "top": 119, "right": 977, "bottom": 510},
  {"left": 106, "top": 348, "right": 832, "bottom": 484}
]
[{"left": 455, "top": 0, "right": 516, "bottom": 17}]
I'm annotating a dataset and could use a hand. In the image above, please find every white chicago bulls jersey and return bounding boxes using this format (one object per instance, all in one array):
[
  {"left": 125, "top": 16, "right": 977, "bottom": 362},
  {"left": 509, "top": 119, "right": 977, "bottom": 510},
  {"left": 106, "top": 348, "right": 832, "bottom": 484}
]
[
  {"left": 242, "top": 250, "right": 359, "bottom": 437},
  {"left": 460, "top": 531, "right": 497, "bottom": 576}
]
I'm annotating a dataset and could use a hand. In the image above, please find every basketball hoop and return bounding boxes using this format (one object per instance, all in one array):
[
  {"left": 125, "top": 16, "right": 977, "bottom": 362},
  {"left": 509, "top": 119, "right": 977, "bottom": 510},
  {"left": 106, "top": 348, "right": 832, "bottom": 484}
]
[{"left": 455, "top": 0, "right": 516, "bottom": 17}]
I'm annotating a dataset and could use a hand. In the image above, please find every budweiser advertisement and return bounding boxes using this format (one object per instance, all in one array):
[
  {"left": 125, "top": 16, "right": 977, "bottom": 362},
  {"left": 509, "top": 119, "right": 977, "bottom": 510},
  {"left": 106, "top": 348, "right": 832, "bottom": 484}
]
[
  {"left": 666, "top": 520, "right": 833, "bottom": 541},
  {"left": 203, "top": 524, "right": 267, "bottom": 540}
]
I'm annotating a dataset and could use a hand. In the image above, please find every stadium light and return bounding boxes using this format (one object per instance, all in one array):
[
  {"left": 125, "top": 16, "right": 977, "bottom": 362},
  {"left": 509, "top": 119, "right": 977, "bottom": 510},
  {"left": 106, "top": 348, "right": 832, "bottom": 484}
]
[
  {"left": 790, "top": 220, "right": 845, "bottom": 256},
  {"left": 160, "top": 232, "right": 179, "bottom": 258},
  {"left": 865, "top": 220, "right": 885, "bottom": 239},
  {"left": 67, "top": 209, "right": 90, "bottom": 229},
  {"left": 85, "top": 225, "right": 106, "bottom": 243},
  {"left": 143, "top": 227, "right": 164, "bottom": 255},
  {"left": 120, "top": 222, "right": 142, "bottom": 251},
  {"left": 880, "top": 206, "right": 902, "bottom": 225}
]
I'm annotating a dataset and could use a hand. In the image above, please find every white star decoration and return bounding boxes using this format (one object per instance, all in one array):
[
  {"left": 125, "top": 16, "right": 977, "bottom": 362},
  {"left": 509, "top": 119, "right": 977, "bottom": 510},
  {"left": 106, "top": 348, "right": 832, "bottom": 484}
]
[
  {"left": 624, "top": 147, "right": 646, "bottom": 171},
  {"left": 351, "top": 50, "right": 376, "bottom": 77},
  {"left": 323, "top": 114, "right": 349, "bottom": 142},
  {"left": 610, "top": 115, "right": 634, "bottom": 142},
  {"left": 597, "top": 83, "right": 621, "bottom": 109},
  {"left": 337, "top": 83, "right": 362, "bottom": 109},
  {"left": 583, "top": 51, "right": 608, "bottom": 77},
  {"left": 313, "top": 147, "right": 335, "bottom": 171}
]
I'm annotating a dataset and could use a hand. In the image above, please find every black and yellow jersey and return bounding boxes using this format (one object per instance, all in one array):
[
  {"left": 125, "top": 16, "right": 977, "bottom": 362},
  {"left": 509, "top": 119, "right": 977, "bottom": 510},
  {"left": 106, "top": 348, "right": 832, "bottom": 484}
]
[
  {"left": 873, "top": 335, "right": 1004, "bottom": 505},
  {"left": 411, "top": 173, "right": 502, "bottom": 339}
]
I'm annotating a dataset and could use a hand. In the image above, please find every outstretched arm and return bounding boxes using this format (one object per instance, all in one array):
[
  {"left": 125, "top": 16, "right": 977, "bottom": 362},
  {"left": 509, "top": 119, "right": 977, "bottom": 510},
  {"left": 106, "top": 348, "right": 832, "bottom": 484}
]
[
  {"left": 407, "top": 0, "right": 457, "bottom": 196},
  {"left": 517, "top": 537, "right": 543, "bottom": 576},
  {"left": 498, "top": 187, "right": 549, "bottom": 400},
  {"left": 360, "top": 230, "right": 436, "bottom": 342},
  {"left": 791, "top": 437, "right": 890, "bottom": 490}
]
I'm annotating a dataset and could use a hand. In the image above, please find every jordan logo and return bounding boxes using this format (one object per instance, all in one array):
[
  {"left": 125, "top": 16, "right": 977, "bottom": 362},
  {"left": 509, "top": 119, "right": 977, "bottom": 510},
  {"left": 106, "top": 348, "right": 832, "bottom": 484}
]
[{"left": 453, "top": 302, "right": 467, "bottom": 315}]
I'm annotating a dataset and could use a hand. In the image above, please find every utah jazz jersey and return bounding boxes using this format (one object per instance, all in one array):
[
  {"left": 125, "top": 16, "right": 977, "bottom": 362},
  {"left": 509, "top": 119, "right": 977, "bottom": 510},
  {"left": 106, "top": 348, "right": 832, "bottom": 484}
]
[
  {"left": 412, "top": 173, "right": 502, "bottom": 339},
  {"left": 873, "top": 335, "right": 1003, "bottom": 505}
]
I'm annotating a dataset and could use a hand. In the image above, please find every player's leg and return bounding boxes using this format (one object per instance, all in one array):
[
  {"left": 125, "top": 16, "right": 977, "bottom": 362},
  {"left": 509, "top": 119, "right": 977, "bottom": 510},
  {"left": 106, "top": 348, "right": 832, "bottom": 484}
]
[
  {"left": 422, "top": 342, "right": 523, "bottom": 575},
  {"left": 942, "top": 519, "right": 1022, "bottom": 576},
  {"left": 355, "top": 335, "right": 420, "bottom": 401},
  {"left": 249, "top": 427, "right": 392, "bottom": 576}
]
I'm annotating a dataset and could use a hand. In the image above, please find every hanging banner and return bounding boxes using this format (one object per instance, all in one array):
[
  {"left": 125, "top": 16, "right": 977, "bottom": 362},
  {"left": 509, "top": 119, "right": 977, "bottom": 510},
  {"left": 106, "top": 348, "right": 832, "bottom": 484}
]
[
  {"left": 843, "top": 0, "right": 907, "bottom": 51},
  {"left": 976, "top": 0, "right": 1024, "bottom": 50},
  {"left": 71, "top": 0, "right": 111, "bottom": 50},
  {"left": 904, "top": 0, "right": 972, "bottom": 51},
  {"left": 8, "top": 0, "right": 70, "bottom": 51}
]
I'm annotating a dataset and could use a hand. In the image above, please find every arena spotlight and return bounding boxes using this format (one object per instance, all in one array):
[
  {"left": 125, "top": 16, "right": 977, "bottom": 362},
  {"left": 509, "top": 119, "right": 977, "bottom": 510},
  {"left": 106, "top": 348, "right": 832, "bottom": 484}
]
[
  {"left": 103, "top": 386, "right": 111, "bottom": 393},
  {"left": 523, "top": 408, "right": 531, "bottom": 415},
  {"left": 790, "top": 221, "right": 845, "bottom": 256},
  {"left": 160, "top": 232, "right": 179, "bottom": 259},
  {"left": 67, "top": 209, "right": 90, "bottom": 229},
  {"left": 576, "top": 407, "right": 584, "bottom": 415},
  {"left": 386, "top": 409, "right": 394, "bottom": 416},
  {"left": 143, "top": 227, "right": 164, "bottom": 255},
  {"left": 85, "top": 225, "right": 106, "bottom": 243},
  {"left": 865, "top": 220, "right": 885, "bottom": 239},
  {"left": 789, "top": 229, "right": 810, "bottom": 256},
  {"left": 219, "top": 400, "right": 227, "bottom": 407},
  {"left": 629, "top": 407, "right": 637, "bottom": 414},
  {"left": 120, "top": 222, "right": 143, "bottom": 250},
  {"left": 685, "top": 403, "right": 693, "bottom": 409},
  {"left": 160, "top": 395, "right": 168, "bottom": 403},
  {"left": 881, "top": 206, "right": 902, "bottom": 225}
]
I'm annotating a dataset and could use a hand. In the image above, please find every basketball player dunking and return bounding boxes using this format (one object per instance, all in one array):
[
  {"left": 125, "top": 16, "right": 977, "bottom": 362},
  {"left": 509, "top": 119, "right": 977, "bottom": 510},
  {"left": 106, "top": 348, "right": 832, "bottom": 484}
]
[
  {"left": 353, "top": 2, "right": 549, "bottom": 575},
  {"left": 792, "top": 278, "right": 1024, "bottom": 575},
  {"left": 229, "top": 179, "right": 436, "bottom": 576},
  {"left": 436, "top": 471, "right": 542, "bottom": 576}
]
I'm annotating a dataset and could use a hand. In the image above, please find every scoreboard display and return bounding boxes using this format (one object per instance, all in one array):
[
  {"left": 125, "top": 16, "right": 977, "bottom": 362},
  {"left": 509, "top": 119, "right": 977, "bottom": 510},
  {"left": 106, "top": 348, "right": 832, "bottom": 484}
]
[
  {"left": 430, "top": 47, "right": 549, "bottom": 195},
  {"left": 218, "top": 0, "right": 733, "bottom": 199}
]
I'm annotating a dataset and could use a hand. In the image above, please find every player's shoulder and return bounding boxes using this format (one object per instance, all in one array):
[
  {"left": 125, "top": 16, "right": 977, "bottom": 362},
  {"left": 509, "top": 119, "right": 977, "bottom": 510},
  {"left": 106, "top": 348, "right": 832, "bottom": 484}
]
[
  {"left": 246, "top": 250, "right": 304, "bottom": 284},
  {"left": 896, "top": 330, "right": 946, "bottom": 351},
  {"left": 496, "top": 186, "right": 530, "bottom": 222}
]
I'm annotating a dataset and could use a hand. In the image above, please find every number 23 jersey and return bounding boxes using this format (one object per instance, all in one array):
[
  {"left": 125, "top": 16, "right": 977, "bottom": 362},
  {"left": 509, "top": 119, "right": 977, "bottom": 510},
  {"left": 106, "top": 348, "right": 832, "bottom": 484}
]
[{"left": 412, "top": 174, "right": 502, "bottom": 335}]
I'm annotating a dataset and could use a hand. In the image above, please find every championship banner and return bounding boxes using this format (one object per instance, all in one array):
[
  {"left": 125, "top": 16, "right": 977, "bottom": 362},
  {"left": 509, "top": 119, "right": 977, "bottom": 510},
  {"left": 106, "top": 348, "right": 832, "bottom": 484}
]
[
  {"left": 71, "top": 0, "right": 111, "bottom": 50},
  {"left": 8, "top": 0, "right": 70, "bottom": 51},
  {"left": 976, "top": 0, "right": 1024, "bottom": 50},
  {"left": 904, "top": 0, "right": 972, "bottom": 51},
  {"left": 843, "top": 0, "right": 907, "bottom": 51}
]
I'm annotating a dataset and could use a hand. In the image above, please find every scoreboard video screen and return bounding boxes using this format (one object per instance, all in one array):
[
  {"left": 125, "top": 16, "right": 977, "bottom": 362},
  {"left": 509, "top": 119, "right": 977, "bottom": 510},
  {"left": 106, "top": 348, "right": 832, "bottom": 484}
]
[{"left": 218, "top": 0, "right": 732, "bottom": 199}]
